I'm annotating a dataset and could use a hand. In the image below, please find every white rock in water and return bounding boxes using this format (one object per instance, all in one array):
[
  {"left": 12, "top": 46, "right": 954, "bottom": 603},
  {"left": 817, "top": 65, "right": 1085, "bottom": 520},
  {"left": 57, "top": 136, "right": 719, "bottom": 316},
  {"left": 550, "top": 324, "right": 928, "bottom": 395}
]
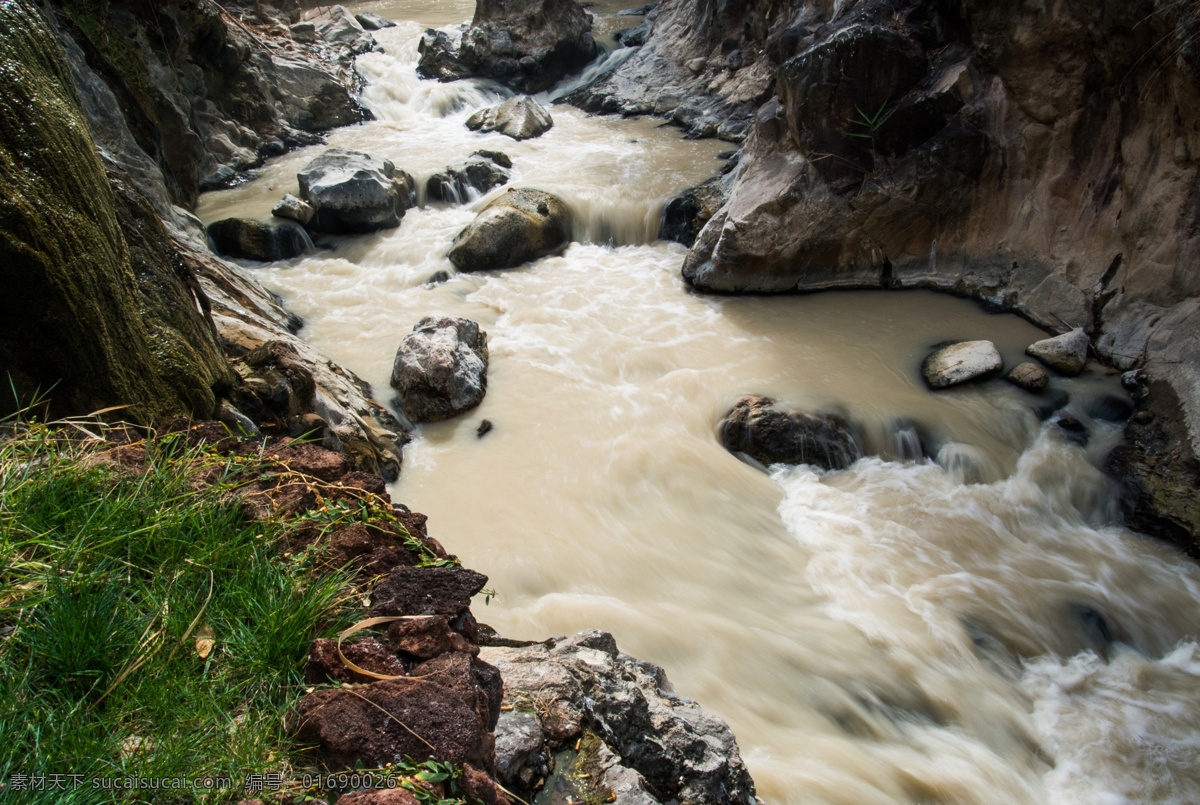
[
  {"left": 1027, "top": 328, "right": 1090, "bottom": 376},
  {"left": 922, "top": 340, "right": 1003, "bottom": 389},
  {"left": 272, "top": 193, "right": 314, "bottom": 226},
  {"left": 466, "top": 96, "right": 553, "bottom": 141}
]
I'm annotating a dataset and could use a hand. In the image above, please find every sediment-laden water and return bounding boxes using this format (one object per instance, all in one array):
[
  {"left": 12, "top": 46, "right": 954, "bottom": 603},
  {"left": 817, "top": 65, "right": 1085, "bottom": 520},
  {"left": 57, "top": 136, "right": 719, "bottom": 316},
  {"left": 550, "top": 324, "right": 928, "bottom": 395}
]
[{"left": 199, "top": 6, "right": 1200, "bottom": 803}]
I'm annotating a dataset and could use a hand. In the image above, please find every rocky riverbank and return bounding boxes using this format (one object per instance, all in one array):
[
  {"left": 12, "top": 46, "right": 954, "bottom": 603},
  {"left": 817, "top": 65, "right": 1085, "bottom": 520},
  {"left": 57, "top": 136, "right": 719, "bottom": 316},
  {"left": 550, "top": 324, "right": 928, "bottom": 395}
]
[
  {"left": 565, "top": 0, "right": 1200, "bottom": 549},
  {"left": 0, "top": 1, "right": 761, "bottom": 801}
]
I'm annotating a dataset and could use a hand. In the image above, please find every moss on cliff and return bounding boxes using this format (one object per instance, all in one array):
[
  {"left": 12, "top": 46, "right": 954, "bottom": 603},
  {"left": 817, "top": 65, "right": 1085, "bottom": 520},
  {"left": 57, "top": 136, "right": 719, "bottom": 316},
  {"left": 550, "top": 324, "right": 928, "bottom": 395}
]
[{"left": 0, "top": 0, "right": 231, "bottom": 423}]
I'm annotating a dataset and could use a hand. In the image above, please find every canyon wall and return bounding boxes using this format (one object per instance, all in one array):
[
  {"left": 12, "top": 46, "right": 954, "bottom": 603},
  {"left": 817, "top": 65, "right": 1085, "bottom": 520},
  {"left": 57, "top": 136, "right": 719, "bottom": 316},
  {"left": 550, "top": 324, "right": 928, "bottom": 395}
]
[{"left": 576, "top": 0, "right": 1200, "bottom": 545}]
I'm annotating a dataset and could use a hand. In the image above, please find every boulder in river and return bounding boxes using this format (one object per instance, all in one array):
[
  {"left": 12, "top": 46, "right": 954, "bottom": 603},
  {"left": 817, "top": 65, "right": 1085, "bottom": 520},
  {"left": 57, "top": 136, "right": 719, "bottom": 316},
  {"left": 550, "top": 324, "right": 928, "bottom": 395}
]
[
  {"left": 355, "top": 11, "right": 396, "bottom": 30},
  {"left": 720, "top": 395, "right": 862, "bottom": 470},
  {"left": 466, "top": 96, "right": 554, "bottom": 141},
  {"left": 272, "top": 193, "right": 314, "bottom": 226},
  {"left": 426, "top": 153, "right": 512, "bottom": 203},
  {"left": 390, "top": 316, "right": 489, "bottom": 423},
  {"left": 922, "top": 340, "right": 1003, "bottom": 389},
  {"left": 1005, "top": 361, "right": 1049, "bottom": 393},
  {"left": 206, "top": 218, "right": 308, "bottom": 262},
  {"left": 448, "top": 188, "right": 572, "bottom": 271},
  {"left": 417, "top": 29, "right": 472, "bottom": 81},
  {"left": 311, "top": 5, "right": 377, "bottom": 54},
  {"left": 459, "top": 0, "right": 599, "bottom": 93},
  {"left": 297, "top": 149, "right": 417, "bottom": 235},
  {"left": 1027, "top": 328, "right": 1090, "bottom": 376}
]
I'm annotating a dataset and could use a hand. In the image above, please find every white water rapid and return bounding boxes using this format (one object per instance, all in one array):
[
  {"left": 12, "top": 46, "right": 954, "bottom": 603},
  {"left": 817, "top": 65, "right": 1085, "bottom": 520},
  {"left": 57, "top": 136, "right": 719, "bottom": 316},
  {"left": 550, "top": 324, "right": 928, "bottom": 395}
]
[{"left": 198, "top": 5, "right": 1200, "bottom": 803}]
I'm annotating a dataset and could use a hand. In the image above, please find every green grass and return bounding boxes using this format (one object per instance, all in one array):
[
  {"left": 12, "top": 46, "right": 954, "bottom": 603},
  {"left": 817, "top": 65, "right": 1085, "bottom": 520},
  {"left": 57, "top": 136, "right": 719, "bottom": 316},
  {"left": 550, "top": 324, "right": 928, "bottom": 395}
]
[{"left": 0, "top": 421, "right": 356, "bottom": 803}]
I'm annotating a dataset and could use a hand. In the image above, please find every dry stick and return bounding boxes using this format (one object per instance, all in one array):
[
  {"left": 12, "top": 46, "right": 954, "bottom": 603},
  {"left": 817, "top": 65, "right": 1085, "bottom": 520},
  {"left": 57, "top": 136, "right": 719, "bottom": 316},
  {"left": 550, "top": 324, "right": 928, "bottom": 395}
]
[{"left": 335, "top": 615, "right": 436, "bottom": 680}]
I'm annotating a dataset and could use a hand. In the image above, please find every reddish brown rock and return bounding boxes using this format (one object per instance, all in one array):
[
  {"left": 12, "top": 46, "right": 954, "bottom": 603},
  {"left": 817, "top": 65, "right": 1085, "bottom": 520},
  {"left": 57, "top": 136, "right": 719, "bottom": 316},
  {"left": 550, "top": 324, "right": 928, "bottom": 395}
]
[
  {"left": 410, "top": 651, "right": 502, "bottom": 733},
  {"left": 459, "top": 764, "right": 512, "bottom": 805},
  {"left": 331, "top": 523, "right": 376, "bottom": 559},
  {"left": 295, "top": 678, "right": 493, "bottom": 770},
  {"left": 371, "top": 566, "right": 489, "bottom": 618},
  {"left": 335, "top": 789, "right": 421, "bottom": 805},
  {"left": 305, "top": 637, "right": 407, "bottom": 685},
  {"left": 386, "top": 616, "right": 475, "bottom": 659},
  {"left": 269, "top": 443, "right": 351, "bottom": 482},
  {"left": 341, "top": 471, "right": 389, "bottom": 498}
]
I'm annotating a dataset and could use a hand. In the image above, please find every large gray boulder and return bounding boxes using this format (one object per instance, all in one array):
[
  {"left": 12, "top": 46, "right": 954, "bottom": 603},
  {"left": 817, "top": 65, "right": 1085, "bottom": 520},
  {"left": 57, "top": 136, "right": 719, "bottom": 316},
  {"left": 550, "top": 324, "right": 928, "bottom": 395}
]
[
  {"left": 390, "top": 316, "right": 489, "bottom": 423},
  {"left": 1027, "top": 328, "right": 1090, "bottom": 376},
  {"left": 466, "top": 96, "right": 554, "bottom": 141},
  {"left": 417, "top": 29, "right": 472, "bottom": 82},
  {"left": 355, "top": 11, "right": 396, "bottom": 31},
  {"left": 311, "top": 5, "right": 376, "bottom": 54},
  {"left": 297, "top": 149, "right": 416, "bottom": 235},
  {"left": 720, "top": 395, "right": 862, "bottom": 470},
  {"left": 448, "top": 188, "right": 572, "bottom": 271},
  {"left": 206, "top": 218, "right": 308, "bottom": 262},
  {"left": 480, "top": 631, "right": 757, "bottom": 805},
  {"left": 459, "top": 0, "right": 598, "bottom": 93},
  {"left": 922, "top": 340, "right": 1004, "bottom": 389}
]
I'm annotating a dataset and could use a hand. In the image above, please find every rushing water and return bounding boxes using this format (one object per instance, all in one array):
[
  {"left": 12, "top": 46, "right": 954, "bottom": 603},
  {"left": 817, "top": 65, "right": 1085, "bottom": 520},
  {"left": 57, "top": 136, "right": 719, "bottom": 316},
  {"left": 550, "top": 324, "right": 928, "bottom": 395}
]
[{"left": 199, "top": 8, "right": 1200, "bottom": 804}]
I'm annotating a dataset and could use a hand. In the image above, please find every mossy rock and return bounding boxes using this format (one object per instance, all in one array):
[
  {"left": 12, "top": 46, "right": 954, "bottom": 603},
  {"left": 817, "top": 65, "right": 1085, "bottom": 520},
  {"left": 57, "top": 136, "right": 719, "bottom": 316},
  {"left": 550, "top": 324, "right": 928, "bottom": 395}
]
[{"left": 0, "top": 0, "right": 231, "bottom": 422}]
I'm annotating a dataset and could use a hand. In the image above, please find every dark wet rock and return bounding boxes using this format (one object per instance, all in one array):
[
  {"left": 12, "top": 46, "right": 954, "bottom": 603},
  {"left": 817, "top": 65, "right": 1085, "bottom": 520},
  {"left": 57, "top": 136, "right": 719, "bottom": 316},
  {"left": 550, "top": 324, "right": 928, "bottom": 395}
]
[
  {"left": 206, "top": 218, "right": 307, "bottom": 262},
  {"left": 1106, "top": 381, "right": 1200, "bottom": 553},
  {"left": 1005, "top": 362, "right": 1049, "bottom": 393},
  {"left": 390, "top": 316, "right": 489, "bottom": 423},
  {"left": 459, "top": 0, "right": 598, "bottom": 93},
  {"left": 298, "top": 149, "right": 417, "bottom": 234},
  {"left": 1027, "top": 328, "right": 1090, "bottom": 376},
  {"left": 295, "top": 677, "right": 493, "bottom": 771},
  {"left": 417, "top": 29, "right": 472, "bottom": 82},
  {"left": 720, "top": 395, "right": 862, "bottom": 470},
  {"left": 426, "top": 156, "right": 511, "bottom": 203},
  {"left": 371, "top": 565, "right": 490, "bottom": 619},
  {"left": 477, "top": 419, "right": 493, "bottom": 438},
  {"left": 1031, "top": 388, "right": 1071, "bottom": 421},
  {"left": 660, "top": 176, "right": 727, "bottom": 247},
  {"left": 466, "top": 96, "right": 554, "bottom": 141},
  {"left": 1089, "top": 394, "right": 1134, "bottom": 423},
  {"left": 922, "top": 341, "right": 1003, "bottom": 389},
  {"left": 472, "top": 150, "right": 513, "bottom": 169},
  {"left": 1052, "top": 415, "right": 1089, "bottom": 447},
  {"left": 448, "top": 189, "right": 572, "bottom": 271},
  {"left": 272, "top": 194, "right": 314, "bottom": 226},
  {"left": 289, "top": 22, "right": 317, "bottom": 43},
  {"left": 305, "top": 637, "right": 406, "bottom": 685},
  {"left": 615, "top": 21, "right": 651, "bottom": 48},
  {"left": 355, "top": 11, "right": 396, "bottom": 31},
  {"left": 480, "top": 630, "right": 757, "bottom": 804}
]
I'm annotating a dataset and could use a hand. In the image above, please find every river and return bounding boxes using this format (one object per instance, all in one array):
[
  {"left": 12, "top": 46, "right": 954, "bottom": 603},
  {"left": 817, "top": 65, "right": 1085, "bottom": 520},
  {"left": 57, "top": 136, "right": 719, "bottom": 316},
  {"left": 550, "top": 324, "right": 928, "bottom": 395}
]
[{"left": 197, "top": 4, "right": 1200, "bottom": 803}]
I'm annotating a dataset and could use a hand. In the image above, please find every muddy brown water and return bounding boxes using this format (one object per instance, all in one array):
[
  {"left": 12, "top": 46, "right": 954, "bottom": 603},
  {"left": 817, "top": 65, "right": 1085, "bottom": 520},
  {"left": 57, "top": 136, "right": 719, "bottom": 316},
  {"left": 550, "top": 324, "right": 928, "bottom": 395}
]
[{"left": 199, "top": 7, "right": 1200, "bottom": 803}]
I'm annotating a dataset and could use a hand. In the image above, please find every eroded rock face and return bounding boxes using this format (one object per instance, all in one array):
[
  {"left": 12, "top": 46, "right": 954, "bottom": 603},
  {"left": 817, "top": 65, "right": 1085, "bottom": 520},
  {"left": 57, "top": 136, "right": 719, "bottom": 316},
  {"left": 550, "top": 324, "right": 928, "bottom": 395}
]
[
  {"left": 922, "top": 341, "right": 1004, "bottom": 389},
  {"left": 448, "top": 189, "right": 572, "bottom": 271},
  {"left": 297, "top": 149, "right": 417, "bottom": 234},
  {"left": 1027, "top": 328, "right": 1090, "bottom": 376},
  {"left": 466, "top": 96, "right": 554, "bottom": 141},
  {"left": 481, "top": 631, "right": 757, "bottom": 804},
  {"left": 719, "top": 395, "right": 862, "bottom": 470},
  {"left": 355, "top": 11, "right": 396, "bottom": 31},
  {"left": 459, "top": 0, "right": 598, "bottom": 93},
  {"left": 272, "top": 193, "right": 315, "bottom": 226},
  {"left": 390, "top": 316, "right": 489, "bottom": 422},
  {"left": 206, "top": 218, "right": 308, "bottom": 262}
]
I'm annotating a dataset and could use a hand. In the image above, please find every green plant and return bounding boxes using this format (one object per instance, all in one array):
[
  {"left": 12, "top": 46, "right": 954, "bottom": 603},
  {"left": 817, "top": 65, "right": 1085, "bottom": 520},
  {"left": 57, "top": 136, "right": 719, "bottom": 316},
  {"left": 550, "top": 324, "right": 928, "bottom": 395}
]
[{"left": 846, "top": 101, "right": 896, "bottom": 169}]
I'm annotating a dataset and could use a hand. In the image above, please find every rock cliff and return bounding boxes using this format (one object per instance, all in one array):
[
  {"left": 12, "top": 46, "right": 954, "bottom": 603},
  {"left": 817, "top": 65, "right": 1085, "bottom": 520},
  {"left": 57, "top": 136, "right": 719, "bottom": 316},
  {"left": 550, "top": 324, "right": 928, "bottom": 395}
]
[{"left": 572, "top": 0, "right": 1200, "bottom": 546}]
